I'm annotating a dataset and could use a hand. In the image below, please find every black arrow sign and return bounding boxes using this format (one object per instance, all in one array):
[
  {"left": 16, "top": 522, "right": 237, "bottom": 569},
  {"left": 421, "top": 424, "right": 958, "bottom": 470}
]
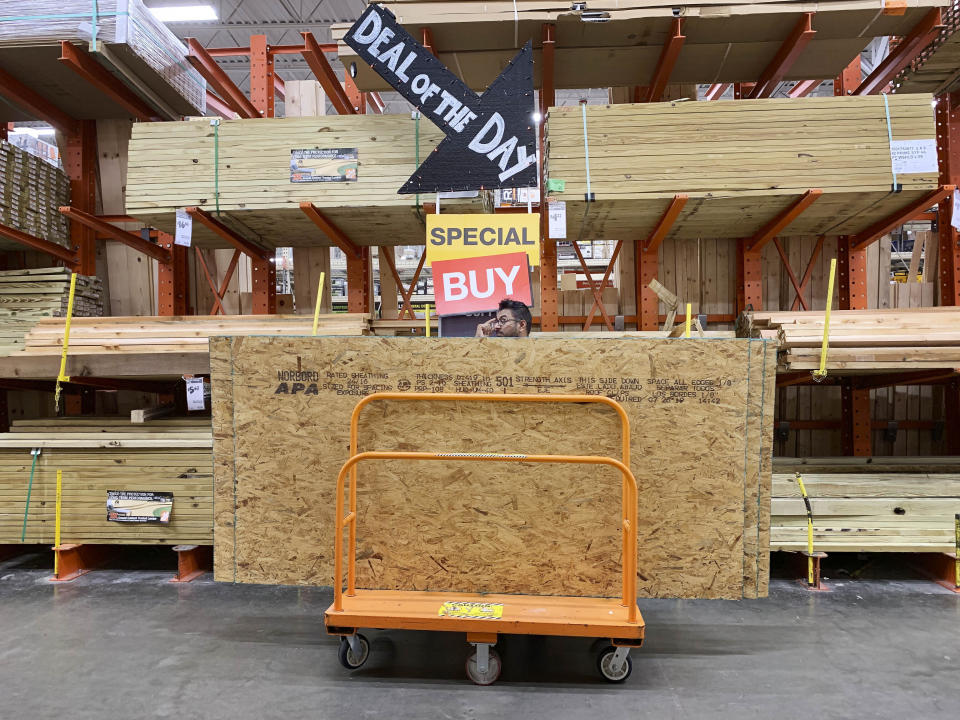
[{"left": 343, "top": 4, "right": 538, "bottom": 194}]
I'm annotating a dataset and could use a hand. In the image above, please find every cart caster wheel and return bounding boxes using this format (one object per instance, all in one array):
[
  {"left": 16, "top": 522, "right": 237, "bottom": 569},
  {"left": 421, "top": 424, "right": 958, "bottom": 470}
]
[
  {"left": 338, "top": 634, "right": 370, "bottom": 670},
  {"left": 465, "top": 647, "right": 501, "bottom": 685},
  {"left": 597, "top": 646, "right": 632, "bottom": 683}
]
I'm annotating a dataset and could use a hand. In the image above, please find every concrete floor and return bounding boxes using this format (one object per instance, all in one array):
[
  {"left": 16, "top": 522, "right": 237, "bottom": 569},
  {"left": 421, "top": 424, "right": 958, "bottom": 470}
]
[{"left": 1, "top": 550, "right": 958, "bottom": 720}]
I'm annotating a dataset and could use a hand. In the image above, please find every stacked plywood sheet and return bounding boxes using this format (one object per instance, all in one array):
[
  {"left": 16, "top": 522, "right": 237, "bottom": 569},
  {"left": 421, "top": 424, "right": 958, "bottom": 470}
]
[
  {"left": 546, "top": 95, "right": 939, "bottom": 242},
  {"left": 12, "top": 314, "right": 372, "bottom": 356},
  {"left": 740, "top": 307, "right": 960, "bottom": 370},
  {"left": 772, "top": 457, "right": 960, "bottom": 552},
  {"left": 0, "top": 141, "right": 70, "bottom": 249},
  {"left": 335, "top": 1, "right": 946, "bottom": 91},
  {"left": 0, "top": 0, "right": 205, "bottom": 117},
  {"left": 0, "top": 417, "right": 212, "bottom": 545},
  {"left": 0, "top": 268, "right": 103, "bottom": 357},
  {"left": 211, "top": 335, "right": 776, "bottom": 600},
  {"left": 126, "top": 115, "right": 484, "bottom": 249}
]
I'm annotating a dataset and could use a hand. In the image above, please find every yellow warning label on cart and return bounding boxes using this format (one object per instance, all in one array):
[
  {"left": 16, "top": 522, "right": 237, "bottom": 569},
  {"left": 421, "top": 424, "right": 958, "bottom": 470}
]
[{"left": 438, "top": 601, "right": 504, "bottom": 619}]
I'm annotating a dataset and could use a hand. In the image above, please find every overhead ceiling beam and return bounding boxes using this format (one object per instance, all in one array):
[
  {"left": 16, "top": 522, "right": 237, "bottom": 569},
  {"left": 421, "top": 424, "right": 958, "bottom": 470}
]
[
  {"left": 0, "top": 66, "right": 79, "bottom": 135},
  {"left": 854, "top": 8, "right": 944, "bottom": 95},
  {"left": 186, "top": 38, "right": 261, "bottom": 118},
  {"left": 301, "top": 32, "right": 356, "bottom": 115},
  {"left": 643, "top": 18, "right": 685, "bottom": 103},
  {"left": 748, "top": 13, "right": 816, "bottom": 99},
  {"left": 58, "top": 41, "right": 158, "bottom": 121},
  {"left": 0, "top": 220, "right": 78, "bottom": 267},
  {"left": 300, "top": 202, "right": 362, "bottom": 257},
  {"left": 851, "top": 185, "right": 954, "bottom": 251},
  {"left": 643, "top": 194, "right": 688, "bottom": 253},
  {"left": 185, "top": 208, "right": 273, "bottom": 260},
  {"left": 745, "top": 189, "right": 823, "bottom": 252},
  {"left": 59, "top": 207, "right": 172, "bottom": 264}
]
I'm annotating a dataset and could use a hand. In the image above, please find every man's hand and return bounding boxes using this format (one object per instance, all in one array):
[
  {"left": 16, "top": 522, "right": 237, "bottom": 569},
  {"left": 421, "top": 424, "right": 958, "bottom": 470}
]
[{"left": 475, "top": 318, "right": 497, "bottom": 337}]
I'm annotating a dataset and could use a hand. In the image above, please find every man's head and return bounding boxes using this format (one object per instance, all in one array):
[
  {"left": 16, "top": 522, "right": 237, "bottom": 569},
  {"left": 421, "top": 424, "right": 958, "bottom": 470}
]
[{"left": 494, "top": 299, "right": 531, "bottom": 337}]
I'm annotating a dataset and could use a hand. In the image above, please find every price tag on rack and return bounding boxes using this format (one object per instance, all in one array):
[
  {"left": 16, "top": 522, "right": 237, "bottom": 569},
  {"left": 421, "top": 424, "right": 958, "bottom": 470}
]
[
  {"left": 184, "top": 376, "right": 206, "bottom": 411},
  {"left": 548, "top": 201, "right": 567, "bottom": 239},
  {"left": 175, "top": 209, "right": 193, "bottom": 247}
]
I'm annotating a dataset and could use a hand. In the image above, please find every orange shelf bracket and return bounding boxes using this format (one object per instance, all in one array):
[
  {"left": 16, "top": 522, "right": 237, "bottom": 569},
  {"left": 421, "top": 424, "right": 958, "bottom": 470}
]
[
  {"left": 59, "top": 42, "right": 158, "bottom": 121},
  {"left": 748, "top": 13, "right": 816, "bottom": 99},
  {"left": 0, "top": 66, "right": 79, "bottom": 135},
  {"left": 0, "top": 220, "right": 78, "bottom": 267},
  {"left": 744, "top": 189, "right": 822, "bottom": 252},
  {"left": 854, "top": 8, "right": 944, "bottom": 95},
  {"left": 186, "top": 38, "right": 260, "bottom": 119},
  {"left": 59, "top": 207, "right": 172, "bottom": 264},
  {"left": 851, "top": 185, "right": 954, "bottom": 251},
  {"left": 643, "top": 194, "right": 688, "bottom": 253},
  {"left": 704, "top": 83, "right": 730, "bottom": 101},
  {"left": 643, "top": 18, "right": 685, "bottom": 103},
  {"left": 302, "top": 32, "right": 356, "bottom": 115}
]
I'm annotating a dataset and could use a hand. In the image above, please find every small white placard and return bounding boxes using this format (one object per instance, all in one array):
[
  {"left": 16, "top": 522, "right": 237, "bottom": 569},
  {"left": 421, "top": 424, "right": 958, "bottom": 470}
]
[
  {"left": 548, "top": 201, "right": 567, "bottom": 239},
  {"left": 184, "top": 376, "right": 205, "bottom": 411},
  {"left": 890, "top": 139, "right": 939, "bottom": 175},
  {"left": 952, "top": 189, "right": 960, "bottom": 231},
  {"left": 175, "top": 209, "right": 192, "bottom": 247}
]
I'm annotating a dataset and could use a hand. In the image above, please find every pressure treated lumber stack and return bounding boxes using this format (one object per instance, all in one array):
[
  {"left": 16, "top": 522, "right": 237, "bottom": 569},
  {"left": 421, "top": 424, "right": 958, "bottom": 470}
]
[
  {"left": 0, "top": 268, "right": 102, "bottom": 357},
  {"left": 126, "top": 115, "right": 484, "bottom": 249},
  {"left": 12, "top": 314, "right": 372, "bottom": 356},
  {"left": 740, "top": 307, "right": 960, "bottom": 370},
  {"left": 0, "top": 417, "right": 213, "bottom": 545},
  {"left": 546, "top": 94, "right": 939, "bottom": 242},
  {"left": 771, "top": 457, "right": 960, "bottom": 552},
  {"left": 0, "top": 141, "right": 70, "bottom": 249},
  {"left": 335, "top": 1, "right": 945, "bottom": 91}
]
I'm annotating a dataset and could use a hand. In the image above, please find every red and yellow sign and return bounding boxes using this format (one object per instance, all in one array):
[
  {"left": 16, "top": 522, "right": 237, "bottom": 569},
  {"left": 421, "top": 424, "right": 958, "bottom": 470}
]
[
  {"left": 426, "top": 213, "right": 540, "bottom": 267},
  {"left": 432, "top": 252, "right": 532, "bottom": 317}
]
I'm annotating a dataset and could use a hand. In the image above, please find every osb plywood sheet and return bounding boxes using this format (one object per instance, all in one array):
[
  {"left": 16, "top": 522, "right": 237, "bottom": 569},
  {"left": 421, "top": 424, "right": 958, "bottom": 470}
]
[{"left": 210, "top": 336, "right": 775, "bottom": 599}]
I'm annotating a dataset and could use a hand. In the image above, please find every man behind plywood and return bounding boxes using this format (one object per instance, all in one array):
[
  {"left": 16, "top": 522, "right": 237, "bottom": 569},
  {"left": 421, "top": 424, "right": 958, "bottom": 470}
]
[{"left": 475, "top": 299, "right": 531, "bottom": 337}]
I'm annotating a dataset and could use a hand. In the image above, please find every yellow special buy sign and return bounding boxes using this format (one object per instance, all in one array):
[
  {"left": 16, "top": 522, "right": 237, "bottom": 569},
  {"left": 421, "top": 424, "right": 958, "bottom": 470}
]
[{"left": 427, "top": 213, "right": 540, "bottom": 267}]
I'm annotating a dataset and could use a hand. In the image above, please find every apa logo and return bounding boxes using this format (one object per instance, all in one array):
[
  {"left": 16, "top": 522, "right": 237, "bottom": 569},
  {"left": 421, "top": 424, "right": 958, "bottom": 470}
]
[
  {"left": 397, "top": 379, "right": 411, "bottom": 391},
  {"left": 274, "top": 382, "right": 319, "bottom": 395}
]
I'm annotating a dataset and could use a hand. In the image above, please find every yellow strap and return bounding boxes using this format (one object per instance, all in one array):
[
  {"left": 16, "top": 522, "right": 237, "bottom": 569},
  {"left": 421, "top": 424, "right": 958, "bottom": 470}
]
[
  {"left": 813, "top": 258, "right": 837, "bottom": 381},
  {"left": 796, "top": 474, "right": 815, "bottom": 585},
  {"left": 684, "top": 303, "right": 691, "bottom": 338},
  {"left": 53, "top": 273, "right": 78, "bottom": 410},
  {"left": 54, "top": 469, "right": 62, "bottom": 575},
  {"left": 425, "top": 303, "right": 432, "bottom": 338},
  {"left": 312, "top": 271, "right": 326, "bottom": 336}
]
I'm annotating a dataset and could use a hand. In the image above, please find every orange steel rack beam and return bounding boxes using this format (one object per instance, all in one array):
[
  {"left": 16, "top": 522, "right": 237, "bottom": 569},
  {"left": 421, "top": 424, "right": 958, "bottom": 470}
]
[{"left": 325, "top": 392, "right": 643, "bottom": 685}]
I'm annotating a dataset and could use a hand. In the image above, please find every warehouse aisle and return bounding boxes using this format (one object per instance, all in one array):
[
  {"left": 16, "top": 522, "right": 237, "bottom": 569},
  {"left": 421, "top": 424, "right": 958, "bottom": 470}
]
[{"left": 1, "top": 552, "right": 957, "bottom": 720}]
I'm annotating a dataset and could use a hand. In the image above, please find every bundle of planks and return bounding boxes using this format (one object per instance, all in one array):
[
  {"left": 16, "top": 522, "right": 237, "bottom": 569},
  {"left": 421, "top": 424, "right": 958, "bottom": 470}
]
[
  {"left": 12, "top": 314, "right": 372, "bottom": 356},
  {"left": 771, "top": 457, "right": 960, "bottom": 553},
  {"left": 0, "top": 141, "right": 70, "bottom": 248},
  {"left": 0, "top": 417, "right": 213, "bottom": 545},
  {"left": 0, "top": 268, "right": 103, "bottom": 357},
  {"left": 126, "top": 115, "right": 483, "bottom": 249},
  {"left": 334, "top": 1, "right": 944, "bottom": 91},
  {"left": 546, "top": 94, "right": 939, "bottom": 242},
  {"left": 739, "top": 307, "right": 960, "bottom": 370}
]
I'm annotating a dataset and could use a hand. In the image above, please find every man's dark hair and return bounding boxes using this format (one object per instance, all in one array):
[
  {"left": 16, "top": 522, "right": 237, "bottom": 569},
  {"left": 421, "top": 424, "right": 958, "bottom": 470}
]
[{"left": 499, "top": 298, "right": 532, "bottom": 332}]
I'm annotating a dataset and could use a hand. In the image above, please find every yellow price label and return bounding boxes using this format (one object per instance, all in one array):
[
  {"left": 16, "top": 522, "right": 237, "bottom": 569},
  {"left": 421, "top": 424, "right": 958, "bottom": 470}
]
[{"left": 438, "top": 601, "right": 504, "bottom": 619}]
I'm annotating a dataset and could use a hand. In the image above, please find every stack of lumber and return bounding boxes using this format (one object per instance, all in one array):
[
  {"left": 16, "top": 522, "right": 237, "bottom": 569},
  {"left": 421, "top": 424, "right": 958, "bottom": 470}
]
[
  {"left": 126, "top": 116, "right": 484, "bottom": 249},
  {"left": 11, "top": 314, "right": 372, "bottom": 356},
  {"left": 739, "top": 307, "right": 960, "bottom": 370},
  {"left": 771, "top": 457, "right": 960, "bottom": 553},
  {"left": 0, "top": 268, "right": 103, "bottom": 357},
  {"left": 0, "top": 141, "right": 70, "bottom": 249},
  {"left": 0, "top": 0, "right": 205, "bottom": 117},
  {"left": 546, "top": 94, "right": 938, "bottom": 242},
  {"left": 0, "top": 417, "right": 212, "bottom": 545},
  {"left": 335, "top": 1, "right": 944, "bottom": 91},
  {"left": 895, "top": 5, "right": 960, "bottom": 95}
]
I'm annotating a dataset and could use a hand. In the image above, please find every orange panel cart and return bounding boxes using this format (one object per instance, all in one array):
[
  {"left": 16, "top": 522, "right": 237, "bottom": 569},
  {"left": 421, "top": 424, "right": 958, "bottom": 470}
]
[{"left": 324, "top": 393, "right": 645, "bottom": 685}]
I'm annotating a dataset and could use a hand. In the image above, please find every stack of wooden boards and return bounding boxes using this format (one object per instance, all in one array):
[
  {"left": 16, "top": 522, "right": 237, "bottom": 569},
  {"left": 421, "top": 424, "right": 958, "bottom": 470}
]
[
  {"left": 0, "top": 417, "right": 212, "bottom": 545},
  {"left": 772, "top": 457, "right": 960, "bottom": 552},
  {"left": 546, "top": 94, "right": 939, "bottom": 242},
  {"left": 0, "top": 0, "right": 205, "bottom": 117},
  {"left": 335, "top": 0, "right": 944, "bottom": 91},
  {"left": 10, "top": 314, "right": 372, "bottom": 357},
  {"left": 894, "top": 4, "right": 960, "bottom": 95},
  {"left": 126, "top": 115, "right": 484, "bottom": 249},
  {"left": 0, "top": 141, "right": 70, "bottom": 249},
  {"left": 0, "top": 268, "right": 102, "bottom": 357},
  {"left": 739, "top": 307, "right": 960, "bottom": 370}
]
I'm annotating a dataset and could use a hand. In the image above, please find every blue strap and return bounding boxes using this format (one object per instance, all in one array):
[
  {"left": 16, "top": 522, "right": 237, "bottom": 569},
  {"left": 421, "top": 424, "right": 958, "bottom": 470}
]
[
  {"left": 882, "top": 94, "right": 898, "bottom": 190},
  {"left": 580, "top": 102, "right": 593, "bottom": 201}
]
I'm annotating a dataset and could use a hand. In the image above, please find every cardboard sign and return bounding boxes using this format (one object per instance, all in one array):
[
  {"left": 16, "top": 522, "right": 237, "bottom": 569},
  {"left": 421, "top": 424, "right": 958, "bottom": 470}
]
[
  {"left": 427, "top": 213, "right": 540, "bottom": 266},
  {"left": 107, "top": 491, "right": 173, "bottom": 523},
  {"left": 432, "top": 252, "right": 531, "bottom": 316},
  {"left": 343, "top": 4, "right": 537, "bottom": 193}
]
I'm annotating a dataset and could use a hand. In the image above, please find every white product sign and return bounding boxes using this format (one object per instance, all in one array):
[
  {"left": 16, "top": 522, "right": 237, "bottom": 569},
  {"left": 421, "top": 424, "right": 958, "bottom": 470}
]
[
  {"left": 952, "top": 189, "right": 960, "bottom": 231},
  {"left": 548, "top": 201, "right": 567, "bottom": 239},
  {"left": 890, "top": 139, "right": 939, "bottom": 175},
  {"left": 184, "top": 376, "right": 205, "bottom": 411},
  {"left": 175, "top": 209, "right": 193, "bottom": 247}
]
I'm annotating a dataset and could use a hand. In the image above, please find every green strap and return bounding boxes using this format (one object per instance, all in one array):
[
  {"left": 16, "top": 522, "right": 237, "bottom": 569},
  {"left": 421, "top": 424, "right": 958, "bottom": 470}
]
[{"left": 20, "top": 449, "right": 39, "bottom": 542}]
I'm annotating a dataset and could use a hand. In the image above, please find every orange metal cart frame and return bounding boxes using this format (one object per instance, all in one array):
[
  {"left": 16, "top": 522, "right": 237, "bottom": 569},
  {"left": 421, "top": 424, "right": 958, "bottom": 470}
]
[{"left": 324, "top": 393, "right": 645, "bottom": 684}]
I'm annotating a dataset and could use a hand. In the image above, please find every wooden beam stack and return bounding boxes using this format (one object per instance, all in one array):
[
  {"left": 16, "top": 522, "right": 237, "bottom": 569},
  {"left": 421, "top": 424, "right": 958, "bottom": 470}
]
[
  {"left": 0, "top": 141, "right": 70, "bottom": 249},
  {"left": 740, "top": 307, "right": 960, "bottom": 370},
  {"left": 772, "top": 457, "right": 960, "bottom": 552},
  {"left": 546, "top": 94, "right": 939, "bottom": 242},
  {"left": 0, "top": 417, "right": 213, "bottom": 545},
  {"left": 126, "top": 115, "right": 484, "bottom": 249}
]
